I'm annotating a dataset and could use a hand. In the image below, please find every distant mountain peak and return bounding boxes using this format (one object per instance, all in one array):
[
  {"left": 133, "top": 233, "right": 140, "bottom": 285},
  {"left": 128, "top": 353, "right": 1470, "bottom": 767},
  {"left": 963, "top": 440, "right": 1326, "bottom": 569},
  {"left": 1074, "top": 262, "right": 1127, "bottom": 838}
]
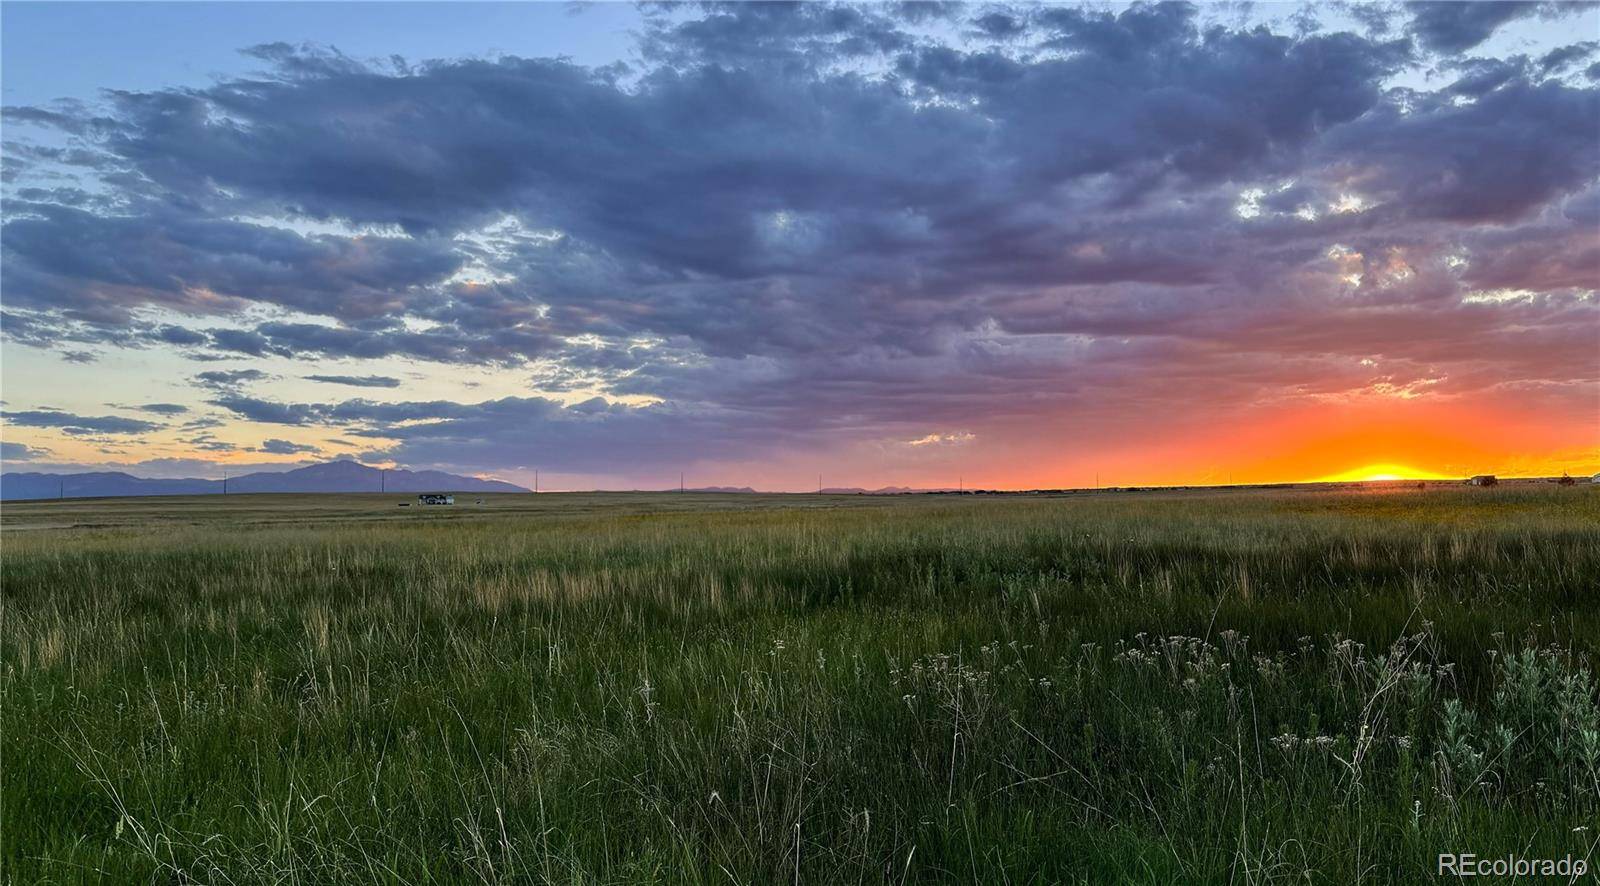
[
  {"left": 304, "top": 460, "right": 371, "bottom": 471},
  {"left": 1, "top": 460, "right": 527, "bottom": 500}
]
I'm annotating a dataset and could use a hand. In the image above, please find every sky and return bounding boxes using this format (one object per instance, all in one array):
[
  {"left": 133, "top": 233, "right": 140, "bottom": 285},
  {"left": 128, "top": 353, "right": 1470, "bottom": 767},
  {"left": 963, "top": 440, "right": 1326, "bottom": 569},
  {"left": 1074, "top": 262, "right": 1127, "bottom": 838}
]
[{"left": 2, "top": 1, "right": 1597, "bottom": 491}]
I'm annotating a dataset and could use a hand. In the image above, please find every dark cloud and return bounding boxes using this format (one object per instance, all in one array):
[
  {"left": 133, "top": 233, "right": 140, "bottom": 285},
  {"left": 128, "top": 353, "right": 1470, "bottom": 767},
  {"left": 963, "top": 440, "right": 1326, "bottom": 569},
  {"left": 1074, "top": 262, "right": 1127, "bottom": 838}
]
[
  {"left": 208, "top": 395, "right": 319, "bottom": 425},
  {"left": 194, "top": 369, "right": 269, "bottom": 390},
  {"left": 6, "top": 5, "right": 1414, "bottom": 360},
  {"left": 1034, "top": 2, "right": 1198, "bottom": 58},
  {"left": 207, "top": 328, "right": 285, "bottom": 358},
  {"left": 1405, "top": 1, "right": 1541, "bottom": 54},
  {"left": 970, "top": 11, "right": 1027, "bottom": 40},
  {"left": 182, "top": 433, "right": 238, "bottom": 453},
  {"left": 1, "top": 441, "right": 49, "bottom": 462},
  {"left": 639, "top": 2, "right": 913, "bottom": 68},
  {"left": 130, "top": 403, "right": 189, "bottom": 416},
  {"left": 245, "top": 320, "right": 555, "bottom": 365},
  {"left": 1538, "top": 40, "right": 1600, "bottom": 75},
  {"left": 1324, "top": 79, "right": 1599, "bottom": 223},
  {"left": 196, "top": 392, "right": 788, "bottom": 474},
  {"left": 1443, "top": 57, "right": 1527, "bottom": 97},
  {"left": 256, "top": 438, "right": 321, "bottom": 455},
  {"left": 1563, "top": 186, "right": 1600, "bottom": 224},
  {"left": 1457, "top": 221, "right": 1600, "bottom": 293},
  {"left": 3, "top": 409, "right": 163, "bottom": 434},
  {"left": 2, "top": 202, "right": 462, "bottom": 325},
  {"left": 0, "top": 310, "right": 182, "bottom": 353},
  {"left": 304, "top": 374, "right": 402, "bottom": 388},
  {"left": 155, "top": 324, "right": 209, "bottom": 346},
  {"left": 1342, "top": 2, "right": 1400, "bottom": 36}
]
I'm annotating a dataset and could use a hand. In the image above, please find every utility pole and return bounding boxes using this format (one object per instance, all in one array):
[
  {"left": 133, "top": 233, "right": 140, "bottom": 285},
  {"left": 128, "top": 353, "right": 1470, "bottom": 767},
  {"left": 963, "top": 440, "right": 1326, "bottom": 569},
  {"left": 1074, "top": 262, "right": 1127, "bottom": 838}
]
[
  {"left": 59, "top": 479, "right": 64, "bottom": 500},
  {"left": 818, "top": 474, "right": 823, "bottom": 494},
  {"left": 959, "top": 475, "right": 963, "bottom": 493},
  {"left": 223, "top": 468, "right": 229, "bottom": 495},
  {"left": 534, "top": 469, "right": 539, "bottom": 494},
  {"left": 1095, "top": 471, "right": 1099, "bottom": 491},
  {"left": 680, "top": 472, "right": 685, "bottom": 494},
  {"left": 381, "top": 469, "right": 386, "bottom": 493}
]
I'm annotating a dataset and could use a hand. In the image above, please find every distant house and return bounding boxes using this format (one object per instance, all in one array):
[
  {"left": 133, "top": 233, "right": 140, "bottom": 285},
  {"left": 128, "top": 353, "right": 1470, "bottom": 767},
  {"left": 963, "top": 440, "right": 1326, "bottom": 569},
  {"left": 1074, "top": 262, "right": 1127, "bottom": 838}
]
[
  {"left": 1592, "top": 473, "right": 1600, "bottom": 485},
  {"left": 1465, "top": 475, "right": 1498, "bottom": 487},
  {"left": 418, "top": 493, "right": 454, "bottom": 505}
]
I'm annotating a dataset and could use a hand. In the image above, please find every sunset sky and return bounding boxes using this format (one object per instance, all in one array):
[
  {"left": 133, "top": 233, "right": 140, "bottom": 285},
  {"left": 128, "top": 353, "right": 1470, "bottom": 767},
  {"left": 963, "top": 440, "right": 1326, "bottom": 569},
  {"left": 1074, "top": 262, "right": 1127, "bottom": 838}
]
[{"left": 2, "top": 1, "right": 1597, "bottom": 490}]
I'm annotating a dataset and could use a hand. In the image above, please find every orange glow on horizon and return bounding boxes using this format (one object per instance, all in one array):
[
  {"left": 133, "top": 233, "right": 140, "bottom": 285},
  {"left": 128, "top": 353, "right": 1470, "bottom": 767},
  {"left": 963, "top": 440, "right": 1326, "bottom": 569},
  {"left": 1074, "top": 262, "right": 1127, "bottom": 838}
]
[
  {"left": 1313, "top": 463, "right": 1458, "bottom": 483},
  {"left": 922, "top": 393, "right": 1599, "bottom": 492}
]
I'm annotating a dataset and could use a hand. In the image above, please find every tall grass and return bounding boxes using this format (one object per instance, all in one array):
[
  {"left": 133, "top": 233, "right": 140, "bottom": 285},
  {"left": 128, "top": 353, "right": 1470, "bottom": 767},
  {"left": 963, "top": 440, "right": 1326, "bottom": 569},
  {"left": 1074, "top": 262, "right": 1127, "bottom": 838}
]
[{"left": 3, "top": 488, "right": 1598, "bottom": 882}]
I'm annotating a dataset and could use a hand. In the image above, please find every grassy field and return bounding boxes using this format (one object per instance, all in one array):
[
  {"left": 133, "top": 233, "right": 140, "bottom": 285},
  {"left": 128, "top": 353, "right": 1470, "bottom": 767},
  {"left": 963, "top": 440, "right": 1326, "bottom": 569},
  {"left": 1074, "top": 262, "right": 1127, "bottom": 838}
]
[{"left": 4, "top": 486, "right": 1599, "bottom": 883}]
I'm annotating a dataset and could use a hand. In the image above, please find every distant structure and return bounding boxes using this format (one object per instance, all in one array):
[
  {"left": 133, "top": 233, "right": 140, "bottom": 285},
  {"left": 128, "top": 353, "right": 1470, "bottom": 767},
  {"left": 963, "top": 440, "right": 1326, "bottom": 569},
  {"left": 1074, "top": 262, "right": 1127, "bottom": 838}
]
[
  {"left": 418, "top": 493, "right": 454, "bottom": 506},
  {"left": 1465, "top": 475, "right": 1498, "bottom": 487},
  {"left": 1557, "top": 473, "right": 1576, "bottom": 486},
  {"left": 1591, "top": 473, "right": 1600, "bottom": 485}
]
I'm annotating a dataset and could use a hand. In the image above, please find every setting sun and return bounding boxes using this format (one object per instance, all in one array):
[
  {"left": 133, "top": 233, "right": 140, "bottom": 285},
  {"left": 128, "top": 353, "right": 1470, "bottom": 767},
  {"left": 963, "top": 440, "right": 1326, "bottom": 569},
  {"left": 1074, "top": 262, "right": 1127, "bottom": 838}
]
[{"left": 1315, "top": 463, "right": 1459, "bottom": 483}]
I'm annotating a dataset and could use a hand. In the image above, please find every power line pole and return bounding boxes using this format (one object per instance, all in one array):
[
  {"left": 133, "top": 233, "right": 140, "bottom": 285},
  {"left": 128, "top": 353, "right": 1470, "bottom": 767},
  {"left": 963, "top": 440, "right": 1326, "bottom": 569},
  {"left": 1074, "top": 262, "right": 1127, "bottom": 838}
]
[
  {"left": 223, "top": 468, "right": 229, "bottom": 495},
  {"left": 680, "top": 472, "right": 685, "bottom": 494},
  {"left": 817, "top": 474, "right": 822, "bottom": 494},
  {"left": 381, "top": 469, "right": 386, "bottom": 493},
  {"left": 534, "top": 469, "right": 539, "bottom": 494}
]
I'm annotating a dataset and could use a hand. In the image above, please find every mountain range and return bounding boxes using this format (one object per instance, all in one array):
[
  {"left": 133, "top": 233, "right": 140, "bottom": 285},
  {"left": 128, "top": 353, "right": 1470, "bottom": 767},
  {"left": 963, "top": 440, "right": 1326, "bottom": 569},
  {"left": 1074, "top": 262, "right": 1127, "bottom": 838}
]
[
  {"left": 820, "top": 486, "right": 959, "bottom": 495},
  {"left": 0, "top": 460, "right": 527, "bottom": 501},
  {"left": 0, "top": 459, "right": 986, "bottom": 501}
]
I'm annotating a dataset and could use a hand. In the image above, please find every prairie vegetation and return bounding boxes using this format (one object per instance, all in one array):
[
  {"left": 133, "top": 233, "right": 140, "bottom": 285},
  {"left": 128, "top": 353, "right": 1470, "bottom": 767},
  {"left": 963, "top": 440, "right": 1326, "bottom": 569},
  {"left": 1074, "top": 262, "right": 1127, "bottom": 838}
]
[{"left": 3, "top": 487, "right": 1598, "bottom": 883}]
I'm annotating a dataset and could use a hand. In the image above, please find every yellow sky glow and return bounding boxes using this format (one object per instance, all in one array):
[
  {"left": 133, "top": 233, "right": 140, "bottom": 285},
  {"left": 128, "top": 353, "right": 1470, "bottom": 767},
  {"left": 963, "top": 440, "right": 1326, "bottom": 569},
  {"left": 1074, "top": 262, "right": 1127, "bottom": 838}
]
[{"left": 1313, "top": 463, "right": 1459, "bottom": 483}]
